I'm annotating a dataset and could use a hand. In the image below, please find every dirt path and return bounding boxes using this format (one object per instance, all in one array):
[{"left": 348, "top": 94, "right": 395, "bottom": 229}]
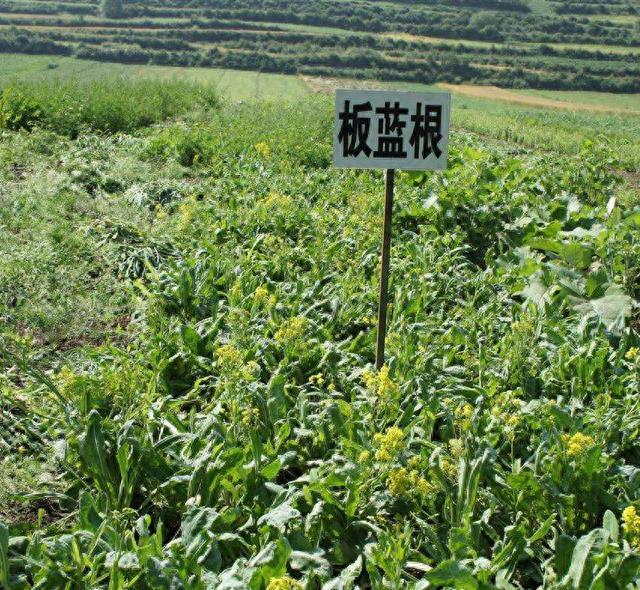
[
  {"left": 438, "top": 83, "right": 640, "bottom": 115},
  {"left": 303, "top": 76, "right": 639, "bottom": 116},
  {"left": 302, "top": 76, "right": 383, "bottom": 94}
]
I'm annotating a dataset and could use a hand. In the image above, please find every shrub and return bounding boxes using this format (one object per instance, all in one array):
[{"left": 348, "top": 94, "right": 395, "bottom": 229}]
[
  {"left": 99, "top": 0, "right": 123, "bottom": 18},
  {"left": 0, "top": 87, "right": 42, "bottom": 131}
]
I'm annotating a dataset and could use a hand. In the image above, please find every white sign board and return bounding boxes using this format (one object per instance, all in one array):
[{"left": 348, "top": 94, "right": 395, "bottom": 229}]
[{"left": 334, "top": 89, "right": 451, "bottom": 171}]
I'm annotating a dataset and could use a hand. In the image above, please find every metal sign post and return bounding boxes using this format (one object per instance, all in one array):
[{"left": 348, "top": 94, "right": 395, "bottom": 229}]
[{"left": 333, "top": 89, "right": 451, "bottom": 370}]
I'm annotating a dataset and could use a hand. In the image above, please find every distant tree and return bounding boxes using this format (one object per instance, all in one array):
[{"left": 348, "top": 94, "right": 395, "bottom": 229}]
[
  {"left": 99, "top": 0, "right": 123, "bottom": 19},
  {"left": 469, "top": 11, "right": 502, "bottom": 41}
]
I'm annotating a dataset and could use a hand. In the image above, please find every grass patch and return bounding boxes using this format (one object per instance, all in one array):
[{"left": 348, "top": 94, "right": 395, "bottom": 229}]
[
  {"left": 0, "top": 54, "right": 310, "bottom": 102},
  {"left": 0, "top": 74, "right": 219, "bottom": 136}
]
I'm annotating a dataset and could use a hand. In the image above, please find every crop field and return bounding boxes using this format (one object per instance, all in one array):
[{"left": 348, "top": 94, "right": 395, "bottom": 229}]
[
  {"left": 1, "top": 0, "right": 640, "bottom": 587},
  {"left": 3, "top": 53, "right": 640, "bottom": 174},
  {"left": 0, "top": 56, "right": 640, "bottom": 589}
]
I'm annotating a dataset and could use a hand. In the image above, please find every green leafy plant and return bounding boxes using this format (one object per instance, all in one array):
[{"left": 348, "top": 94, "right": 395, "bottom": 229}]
[{"left": 1, "top": 93, "right": 639, "bottom": 589}]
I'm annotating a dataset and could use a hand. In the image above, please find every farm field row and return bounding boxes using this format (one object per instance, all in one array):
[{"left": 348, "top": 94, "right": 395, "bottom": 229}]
[
  {"left": 2, "top": 53, "right": 639, "bottom": 173},
  {"left": 1, "top": 0, "right": 639, "bottom": 92},
  {"left": 3, "top": 16, "right": 640, "bottom": 58}
]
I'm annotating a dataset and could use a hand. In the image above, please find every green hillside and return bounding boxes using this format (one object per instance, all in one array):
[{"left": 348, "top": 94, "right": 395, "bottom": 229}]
[{"left": 0, "top": 0, "right": 639, "bottom": 91}]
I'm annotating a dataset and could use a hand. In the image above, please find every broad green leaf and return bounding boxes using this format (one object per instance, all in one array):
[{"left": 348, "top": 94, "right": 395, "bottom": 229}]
[
  {"left": 562, "top": 530, "right": 599, "bottom": 589},
  {"left": 555, "top": 535, "right": 575, "bottom": 577},
  {"left": 424, "top": 559, "right": 479, "bottom": 590},
  {"left": 560, "top": 242, "right": 593, "bottom": 270},
  {"left": 617, "top": 554, "right": 640, "bottom": 585},
  {"left": 526, "top": 238, "right": 563, "bottom": 255},
  {"left": 528, "top": 514, "right": 555, "bottom": 543},
  {"left": 260, "top": 458, "right": 282, "bottom": 480},
  {"left": 290, "top": 550, "right": 331, "bottom": 580},
  {"left": 181, "top": 325, "right": 200, "bottom": 354},
  {"left": 603, "top": 511, "right": 619, "bottom": 543},
  {"left": 322, "top": 556, "right": 362, "bottom": 590},
  {"left": 106, "top": 551, "right": 141, "bottom": 570},
  {"left": 257, "top": 502, "right": 301, "bottom": 532},
  {"left": 575, "top": 286, "right": 633, "bottom": 334},
  {"left": 215, "top": 559, "right": 256, "bottom": 590},
  {"left": 0, "top": 521, "right": 8, "bottom": 590},
  {"left": 248, "top": 539, "right": 291, "bottom": 583}
]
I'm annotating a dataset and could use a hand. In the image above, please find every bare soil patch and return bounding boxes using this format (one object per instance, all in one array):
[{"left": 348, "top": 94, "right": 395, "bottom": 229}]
[{"left": 439, "top": 83, "right": 640, "bottom": 115}]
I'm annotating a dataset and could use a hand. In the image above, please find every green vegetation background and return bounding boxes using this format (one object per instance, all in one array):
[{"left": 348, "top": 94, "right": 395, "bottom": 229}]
[{"left": 0, "top": 69, "right": 640, "bottom": 588}]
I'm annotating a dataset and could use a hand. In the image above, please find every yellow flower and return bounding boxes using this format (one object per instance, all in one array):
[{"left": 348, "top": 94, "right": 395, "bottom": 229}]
[
  {"left": 455, "top": 403, "right": 473, "bottom": 427},
  {"left": 387, "top": 467, "right": 412, "bottom": 497},
  {"left": 253, "top": 286, "right": 269, "bottom": 305},
  {"left": 449, "top": 438, "right": 465, "bottom": 459},
  {"left": 154, "top": 203, "right": 167, "bottom": 220},
  {"left": 177, "top": 197, "right": 197, "bottom": 231},
  {"left": 261, "top": 191, "right": 293, "bottom": 210},
  {"left": 387, "top": 468, "right": 432, "bottom": 498},
  {"left": 216, "top": 345, "right": 257, "bottom": 381},
  {"left": 386, "top": 332, "right": 401, "bottom": 351},
  {"left": 511, "top": 318, "right": 534, "bottom": 333},
  {"left": 266, "top": 577, "right": 303, "bottom": 590},
  {"left": 506, "top": 414, "right": 521, "bottom": 428},
  {"left": 56, "top": 366, "right": 78, "bottom": 391},
  {"left": 416, "top": 476, "right": 432, "bottom": 496},
  {"left": 623, "top": 506, "right": 637, "bottom": 523},
  {"left": 441, "top": 458, "right": 458, "bottom": 481},
  {"left": 275, "top": 316, "right": 307, "bottom": 345},
  {"left": 623, "top": 506, "right": 640, "bottom": 550},
  {"left": 242, "top": 407, "right": 260, "bottom": 427},
  {"left": 375, "top": 448, "right": 392, "bottom": 462},
  {"left": 229, "top": 281, "right": 243, "bottom": 304},
  {"left": 626, "top": 347, "right": 639, "bottom": 361},
  {"left": 216, "top": 344, "right": 243, "bottom": 372},
  {"left": 308, "top": 373, "right": 325, "bottom": 386},
  {"left": 363, "top": 369, "right": 377, "bottom": 390},
  {"left": 374, "top": 426, "right": 404, "bottom": 461},
  {"left": 56, "top": 366, "right": 90, "bottom": 399},
  {"left": 359, "top": 450, "right": 371, "bottom": 463},
  {"left": 490, "top": 392, "right": 524, "bottom": 433},
  {"left": 363, "top": 366, "right": 400, "bottom": 405},
  {"left": 408, "top": 455, "right": 421, "bottom": 469},
  {"left": 254, "top": 141, "right": 271, "bottom": 158},
  {"left": 562, "top": 432, "right": 596, "bottom": 457},
  {"left": 244, "top": 361, "right": 260, "bottom": 380}
]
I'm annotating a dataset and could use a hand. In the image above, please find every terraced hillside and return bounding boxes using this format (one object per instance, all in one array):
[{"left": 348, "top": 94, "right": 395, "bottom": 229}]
[{"left": 0, "top": 0, "right": 639, "bottom": 91}]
